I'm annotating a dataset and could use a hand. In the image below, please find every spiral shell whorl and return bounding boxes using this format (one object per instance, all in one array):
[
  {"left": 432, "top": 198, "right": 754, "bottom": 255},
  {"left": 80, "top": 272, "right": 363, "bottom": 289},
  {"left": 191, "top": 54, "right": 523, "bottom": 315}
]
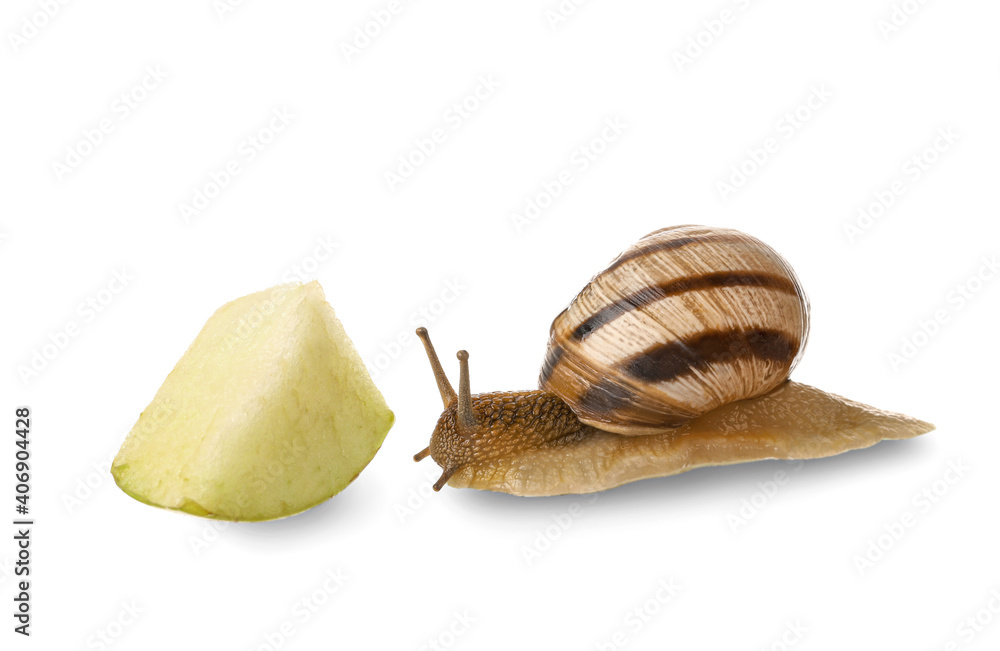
[{"left": 539, "top": 225, "right": 810, "bottom": 435}]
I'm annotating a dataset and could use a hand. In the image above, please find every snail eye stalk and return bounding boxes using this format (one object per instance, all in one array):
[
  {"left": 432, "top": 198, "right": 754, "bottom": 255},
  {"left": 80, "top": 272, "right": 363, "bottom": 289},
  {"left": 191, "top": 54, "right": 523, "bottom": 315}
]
[
  {"left": 416, "top": 327, "right": 456, "bottom": 408},
  {"left": 455, "top": 350, "right": 476, "bottom": 430}
]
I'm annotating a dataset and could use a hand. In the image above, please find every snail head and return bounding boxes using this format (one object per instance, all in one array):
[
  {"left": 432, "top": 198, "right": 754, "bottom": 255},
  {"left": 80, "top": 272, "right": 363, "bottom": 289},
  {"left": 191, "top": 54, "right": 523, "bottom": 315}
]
[
  {"left": 412, "top": 327, "right": 480, "bottom": 491},
  {"left": 412, "top": 327, "right": 593, "bottom": 492}
]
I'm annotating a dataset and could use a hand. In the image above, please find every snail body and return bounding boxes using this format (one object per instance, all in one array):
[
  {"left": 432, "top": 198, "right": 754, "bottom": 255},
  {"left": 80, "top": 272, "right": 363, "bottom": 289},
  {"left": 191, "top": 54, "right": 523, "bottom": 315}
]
[{"left": 413, "top": 226, "right": 933, "bottom": 496}]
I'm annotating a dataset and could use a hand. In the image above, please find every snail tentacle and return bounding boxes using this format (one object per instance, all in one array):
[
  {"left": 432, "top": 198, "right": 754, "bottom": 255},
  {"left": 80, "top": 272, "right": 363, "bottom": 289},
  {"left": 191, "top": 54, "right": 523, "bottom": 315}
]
[
  {"left": 455, "top": 350, "right": 477, "bottom": 430},
  {"left": 433, "top": 466, "right": 459, "bottom": 492},
  {"left": 416, "top": 327, "right": 456, "bottom": 408}
]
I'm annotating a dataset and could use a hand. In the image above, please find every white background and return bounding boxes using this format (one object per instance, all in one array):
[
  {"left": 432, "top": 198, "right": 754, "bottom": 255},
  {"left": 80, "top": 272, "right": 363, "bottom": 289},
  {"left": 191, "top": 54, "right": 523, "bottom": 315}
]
[{"left": 2, "top": 0, "right": 999, "bottom": 649}]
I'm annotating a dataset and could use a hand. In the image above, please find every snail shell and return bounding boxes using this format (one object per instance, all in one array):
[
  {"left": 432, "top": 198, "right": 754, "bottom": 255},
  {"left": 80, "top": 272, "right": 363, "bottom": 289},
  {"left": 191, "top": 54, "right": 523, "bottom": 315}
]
[{"left": 540, "top": 225, "right": 810, "bottom": 435}]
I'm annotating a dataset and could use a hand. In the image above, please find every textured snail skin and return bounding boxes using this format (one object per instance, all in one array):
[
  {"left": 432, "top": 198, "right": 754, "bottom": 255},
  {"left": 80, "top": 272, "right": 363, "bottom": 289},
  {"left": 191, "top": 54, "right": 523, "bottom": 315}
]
[
  {"left": 432, "top": 382, "right": 932, "bottom": 497},
  {"left": 427, "top": 391, "right": 592, "bottom": 482}
]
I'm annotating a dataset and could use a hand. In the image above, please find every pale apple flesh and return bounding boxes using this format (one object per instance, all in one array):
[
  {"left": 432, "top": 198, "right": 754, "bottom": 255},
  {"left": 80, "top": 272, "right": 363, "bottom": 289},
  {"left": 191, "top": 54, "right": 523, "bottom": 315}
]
[{"left": 112, "top": 281, "right": 394, "bottom": 521}]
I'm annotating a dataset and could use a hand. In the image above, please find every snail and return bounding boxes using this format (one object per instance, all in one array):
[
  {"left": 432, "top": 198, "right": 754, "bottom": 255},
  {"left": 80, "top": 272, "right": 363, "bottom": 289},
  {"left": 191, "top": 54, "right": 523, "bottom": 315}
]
[{"left": 412, "top": 225, "right": 933, "bottom": 496}]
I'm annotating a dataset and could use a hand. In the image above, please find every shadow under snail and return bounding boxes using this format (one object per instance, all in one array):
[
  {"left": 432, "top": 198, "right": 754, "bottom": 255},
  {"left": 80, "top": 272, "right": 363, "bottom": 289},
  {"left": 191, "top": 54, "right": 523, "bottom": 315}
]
[{"left": 412, "top": 225, "right": 933, "bottom": 496}]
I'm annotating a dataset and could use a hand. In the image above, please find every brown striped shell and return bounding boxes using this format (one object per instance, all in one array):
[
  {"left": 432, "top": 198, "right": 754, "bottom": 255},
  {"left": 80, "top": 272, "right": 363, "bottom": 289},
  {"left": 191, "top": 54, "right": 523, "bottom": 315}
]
[{"left": 539, "top": 225, "right": 810, "bottom": 436}]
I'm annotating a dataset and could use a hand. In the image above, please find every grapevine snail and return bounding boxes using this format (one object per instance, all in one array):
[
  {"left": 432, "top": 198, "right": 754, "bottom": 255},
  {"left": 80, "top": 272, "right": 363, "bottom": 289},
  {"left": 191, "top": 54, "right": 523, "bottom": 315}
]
[{"left": 412, "top": 225, "right": 933, "bottom": 496}]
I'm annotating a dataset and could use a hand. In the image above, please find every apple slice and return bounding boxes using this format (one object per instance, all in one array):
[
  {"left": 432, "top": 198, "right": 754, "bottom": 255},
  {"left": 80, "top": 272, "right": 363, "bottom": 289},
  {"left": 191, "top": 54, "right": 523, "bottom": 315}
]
[{"left": 111, "top": 281, "right": 393, "bottom": 521}]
